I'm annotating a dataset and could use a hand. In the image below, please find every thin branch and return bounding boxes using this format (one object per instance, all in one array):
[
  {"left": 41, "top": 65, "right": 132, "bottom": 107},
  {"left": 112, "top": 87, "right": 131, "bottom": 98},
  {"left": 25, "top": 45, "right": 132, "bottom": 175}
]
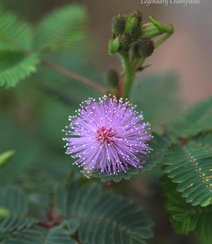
[{"left": 41, "top": 59, "right": 109, "bottom": 94}]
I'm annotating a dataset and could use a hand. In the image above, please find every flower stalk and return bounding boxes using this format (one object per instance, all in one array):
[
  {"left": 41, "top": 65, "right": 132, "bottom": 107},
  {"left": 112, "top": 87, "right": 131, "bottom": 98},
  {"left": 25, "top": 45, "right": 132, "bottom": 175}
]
[
  {"left": 41, "top": 59, "right": 109, "bottom": 94},
  {"left": 120, "top": 51, "right": 135, "bottom": 100}
]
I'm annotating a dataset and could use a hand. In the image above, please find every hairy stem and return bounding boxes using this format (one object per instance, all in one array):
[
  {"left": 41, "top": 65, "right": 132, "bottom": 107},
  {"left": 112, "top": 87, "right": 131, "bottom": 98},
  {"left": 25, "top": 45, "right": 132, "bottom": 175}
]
[
  {"left": 41, "top": 59, "right": 109, "bottom": 94},
  {"left": 120, "top": 52, "right": 135, "bottom": 100}
]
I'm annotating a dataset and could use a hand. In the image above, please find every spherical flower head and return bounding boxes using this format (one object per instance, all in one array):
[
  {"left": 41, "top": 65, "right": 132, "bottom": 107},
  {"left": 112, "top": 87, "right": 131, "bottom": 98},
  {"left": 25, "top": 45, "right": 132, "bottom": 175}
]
[{"left": 63, "top": 95, "right": 152, "bottom": 178}]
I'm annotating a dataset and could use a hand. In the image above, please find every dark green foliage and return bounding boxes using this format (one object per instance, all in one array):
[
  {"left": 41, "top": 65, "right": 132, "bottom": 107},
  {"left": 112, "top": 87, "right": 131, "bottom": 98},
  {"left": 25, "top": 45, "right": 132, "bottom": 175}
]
[
  {"left": 0, "top": 187, "right": 36, "bottom": 239},
  {"left": 0, "top": 4, "right": 87, "bottom": 88},
  {"left": 168, "top": 97, "right": 212, "bottom": 138},
  {"left": 0, "top": 182, "right": 154, "bottom": 243},
  {"left": 0, "top": 6, "right": 32, "bottom": 51},
  {"left": 0, "top": 51, "right": 39, "bottom": 88},
  {"left": 56, "top": 181, "right": 154, "bottom": 244},
  {"left": 0, "top": 225, "right": 77, "bottom": 244},
  {"left": 162, "top": 176, "right": 212, "bottom": 239},
  {"left": 34, "top": 5, "right": 87, "bottom": 52},
  {"left": 163, "top": 133, "right": 212, "bottom": 207}
]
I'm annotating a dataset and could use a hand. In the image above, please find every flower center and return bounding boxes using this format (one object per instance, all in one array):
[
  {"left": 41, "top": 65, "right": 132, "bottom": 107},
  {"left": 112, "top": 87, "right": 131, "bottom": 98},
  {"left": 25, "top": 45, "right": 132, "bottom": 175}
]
[{"left": 96, "top": 126, "right": 116, "bottom": 145}]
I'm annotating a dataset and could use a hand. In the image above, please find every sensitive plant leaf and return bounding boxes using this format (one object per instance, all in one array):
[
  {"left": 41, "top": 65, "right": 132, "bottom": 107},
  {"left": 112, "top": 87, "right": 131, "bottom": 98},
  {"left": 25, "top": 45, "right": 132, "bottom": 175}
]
[
  {"left": 0, "top": 225, "right": 77, "bottom": 244},
  {"left": 0, "top": 51, "right": 39, "bottom": 88},
  {"left": 0, "top": 187, "right": 36, "bottom": 234},
  {"left": 168, "top": 97, "right": 212, "bottom": 138},
  {"left": 56, "top": 181, "right": 154, "bottom": 244},
  {"left": 0, "top": 151, "right": 16, "bottom": 169},
  {"left": 162, "top": 176, "right": 212, "bottom": 239},
  {"left": 34, "top": 5, "right": 87, "bottom": 52},
  {"left": 94, "top": 133, "right": 172, "bottom": 182},
  {"left": 163, "top": 133, "right": 212, "bottom": 207},
  {"left": 140, "top": 133, "right": 172, "bottom": 172},
  {"left": 0, "top": 6, "right": 32, "bottom": 51}
]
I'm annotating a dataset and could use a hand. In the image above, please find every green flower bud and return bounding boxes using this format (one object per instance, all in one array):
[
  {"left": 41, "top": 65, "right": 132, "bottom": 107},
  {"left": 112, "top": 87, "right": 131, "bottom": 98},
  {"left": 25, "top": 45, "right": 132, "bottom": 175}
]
[
  {"left": 133, "top": 10, "right": 142, "bottom": 25},
  {"left": 137, "top": 39, "right": 154, "bottom": 58},
  {"left": 119, "top": 34, "right": 132, "bottom": 50},
  {"left": 112, "top": 13, "right": 126, "bottom": 35},
  {"left": 108, "top": 37, "right": 120, "bottom": 54},
  {"left": 105, "top": 68, "right": 119, "bottom": 88},
  {"left": 124, "top": 11, "right": 143, "bottom": 42},
  {"left": 132, "top": 44, "right": 141, "bottom": 59},
  {"left": 125, "top": 14, "right": 139, "bottom": 36}
]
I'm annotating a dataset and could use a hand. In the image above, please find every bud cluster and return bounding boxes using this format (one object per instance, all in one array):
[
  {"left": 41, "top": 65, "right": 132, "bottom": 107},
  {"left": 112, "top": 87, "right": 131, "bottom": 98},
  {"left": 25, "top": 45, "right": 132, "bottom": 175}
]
[
  {"left": 108, "top": 11, "right": 154, "bottom": 59},
  {"left": 105, "top": 68, "right": 119, "bottom": 88}
]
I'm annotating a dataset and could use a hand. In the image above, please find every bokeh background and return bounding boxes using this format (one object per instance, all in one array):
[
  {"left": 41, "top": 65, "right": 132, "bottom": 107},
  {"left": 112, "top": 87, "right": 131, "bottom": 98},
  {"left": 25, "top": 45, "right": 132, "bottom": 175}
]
[
  {"left": 1, "top": 0, "right": 212, "bottom": 106},
  {"left": 0, "top": 1, "right": 212, "bottom": 244}
]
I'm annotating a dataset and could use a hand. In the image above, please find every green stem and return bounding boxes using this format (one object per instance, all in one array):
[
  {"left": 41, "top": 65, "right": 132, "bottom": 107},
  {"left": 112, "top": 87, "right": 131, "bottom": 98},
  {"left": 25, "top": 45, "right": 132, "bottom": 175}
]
[
  {"left": 120, "top": 52, "right": 135, "bottom": 100},
  {"left": 154, "top": 33, "right": 172, "bottom": 49}
]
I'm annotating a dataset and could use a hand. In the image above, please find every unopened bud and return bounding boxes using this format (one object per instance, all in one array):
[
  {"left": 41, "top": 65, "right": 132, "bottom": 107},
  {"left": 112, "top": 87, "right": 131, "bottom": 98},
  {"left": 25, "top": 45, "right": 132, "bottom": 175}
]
[
  {"left": 125, "top": 14, "right": 139, "bottom": 36},
  {"left": 133, "top": 10, "right": 142, "bottom": 24},
  {"left": 137, "top": 39, "right": 154, "bottom": 58},
  {"left": 112, "top": 13, "right": 126, "bottom": 36},
  {"left": 108, "top": 37, "right": 120, "bottom": 54},
  {"left": 105, "top": 68, "right": 119, "bottom": 88},
  {"left": 119, "top": 34, "right": 132, "bottom": 50}
]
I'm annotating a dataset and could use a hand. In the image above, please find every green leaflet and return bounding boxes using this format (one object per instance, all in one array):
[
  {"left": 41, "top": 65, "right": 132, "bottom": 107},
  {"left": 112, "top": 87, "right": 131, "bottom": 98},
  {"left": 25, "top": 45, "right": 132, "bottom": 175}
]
[
  {"left": 0, "top": 225, "right": 77, "bottom": 244},
  {"left": 34, "top": 5, "right": 87, "bottom": 52},
  {"left": 0, "top": 6, "right": 32, "bottom": 51},
  {"left": 0, "top": 187, "right": 36, "bottom": 237},
  {"left": 56, "top": 181, "right": 154, "bottom": 244},
  {"left": 168, "top": 97, "right": 212, "bottom": 138},
  {"left": 162, "top": 176, "right": 212, "bottom": 239},
  {"left": 0, "top": 151, "right": 16, "bottom": 169},
  {"left": 163, "top": 133, "right": 212, "bottom": 207},
  {"left": 0, "top": 182, "right": 153, "bottom": 243},
  {"left": 0, "top": 51, "right": 39, "bottom": 88},
  {"left": 93, "top": 133, "right": 172, "bottom": 182}
]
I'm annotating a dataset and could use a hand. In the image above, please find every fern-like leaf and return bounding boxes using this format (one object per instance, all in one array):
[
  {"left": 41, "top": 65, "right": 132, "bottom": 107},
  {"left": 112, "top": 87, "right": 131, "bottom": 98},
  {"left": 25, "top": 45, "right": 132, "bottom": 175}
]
[
  {"left": 162, "top": 176, "right": 212, "bottom": 239},
  {"left": 168, "top": 97, "right": 212, "bottom": 138},
  {"left": 0, "top": 6, "right": 32, "bottom": 51},
  {"left": 34, "top": 5, "right": 87, "bottom": 52},
  {"left": 56, "top": 181, "right": 154, "bottom": 244},
  {"left": 93, "top": 133, "right": 171, "bottom": 182},
  {"left": 0, "top": 51, "right": 39, "bottom": 88},
  {"left": 163, "top": 133, "right": 212, "bottom": 207},
  {"left": 0, "top": 225, "right": 77, "bottom": 244},
  {"left": 0, "top": 187, "right": 36, "bottom": 236}
]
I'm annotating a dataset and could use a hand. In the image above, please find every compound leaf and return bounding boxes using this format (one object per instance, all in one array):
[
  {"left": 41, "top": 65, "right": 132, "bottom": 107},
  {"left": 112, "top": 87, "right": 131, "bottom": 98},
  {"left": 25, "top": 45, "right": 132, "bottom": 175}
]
[
  {"left": 56, "top": 181, "right": 154, "bottom": 244},
  {"left": 162, "top": 176, "right": 212, "bottom": 239},
  {"left": 168, "top": 97, "right": 212, "bottom": 138},
  {"left": 0, "top": 5, "right": 32, "bottom": 51},
  {"left": 0, "top": 51, "right": 39, "bottom": 88},
  {"left": 0, "top": 187, "right": 36, "bottom": 236},
  {"left": 163, "top": 133, "right": 212, "bottom": 207},
  {"left": 34, "top": 5, "right": 87, "bottom": 52}
]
